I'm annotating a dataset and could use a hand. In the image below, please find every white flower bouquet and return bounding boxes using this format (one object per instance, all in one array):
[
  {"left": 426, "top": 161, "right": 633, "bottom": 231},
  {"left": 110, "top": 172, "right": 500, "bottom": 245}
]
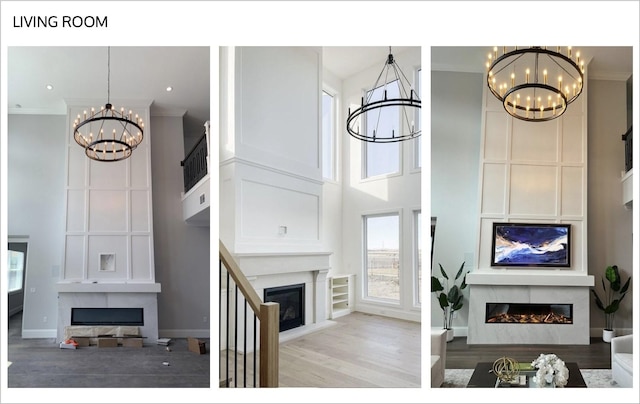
[{"left": 531, "top": 353, "right": 569, "bottom": 387}]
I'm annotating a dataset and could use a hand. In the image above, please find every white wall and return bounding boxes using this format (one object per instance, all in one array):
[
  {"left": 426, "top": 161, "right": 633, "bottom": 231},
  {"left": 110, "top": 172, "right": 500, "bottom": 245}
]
[
  {"left": 430, "top": 71, "right": 483, "bottom": 328},
  {"left": 219, "top": 47, "right": 324, "bottom": 254},
  {"left": 321, "top": 66, "right": 344, "bottom": 277},
  {"left": 341, "top": 48, "right": 422, "bottom": 322}
]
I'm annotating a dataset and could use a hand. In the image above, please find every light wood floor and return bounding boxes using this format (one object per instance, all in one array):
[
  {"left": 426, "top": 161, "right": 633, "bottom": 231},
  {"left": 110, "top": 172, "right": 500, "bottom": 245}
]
[{"left": 221, "top": 312, "right": 421, "bottom": 388}]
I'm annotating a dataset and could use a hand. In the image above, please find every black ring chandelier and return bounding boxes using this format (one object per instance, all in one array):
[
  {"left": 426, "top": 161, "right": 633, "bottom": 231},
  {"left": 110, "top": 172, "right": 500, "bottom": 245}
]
[
  {"left": 486, "top": 47, "right": 584, "bottom": 122},
  {"left": 72, "top": 47, "right": 144, "bottom": 162},
  {"left": 347, "top": 47, "right": 420, "bottom": 143}
]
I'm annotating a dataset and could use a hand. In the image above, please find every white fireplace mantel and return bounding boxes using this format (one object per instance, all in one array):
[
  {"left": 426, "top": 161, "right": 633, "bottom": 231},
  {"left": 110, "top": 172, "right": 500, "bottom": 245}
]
[
  {"left": 233, "top": 251, "right": 332, "bottom": 277},
  {"left": 56, "top": 282, "right": 161, "bottom": 293},
  {"left": 467, "top": 270, "right": 594, "bottom": 287}
]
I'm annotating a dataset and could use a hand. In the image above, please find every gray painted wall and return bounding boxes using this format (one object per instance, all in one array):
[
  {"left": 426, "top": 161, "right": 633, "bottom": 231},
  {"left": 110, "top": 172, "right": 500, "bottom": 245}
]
[
  {"left": 151, "top": 116, "right": 210, "bottom": 336},
  {"left": 430, "top": 71, "right": 633, "bottom": 334},
  {"left": 587, "top": 78, "right": 633, "bottom": 332},
  {"left": 7, "top": 114, "right": 210, "bottom": 337},
  {"left": 430, "top": 71, "right": 483, "bottom": 329}
]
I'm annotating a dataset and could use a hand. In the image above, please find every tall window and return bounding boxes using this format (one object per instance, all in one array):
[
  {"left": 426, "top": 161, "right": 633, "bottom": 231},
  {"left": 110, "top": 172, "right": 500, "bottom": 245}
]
[
  {"left": 364, "top": 82, "right": 400, "bottom": 178},
  {"left": 322, "top": 90, "right": 336, "bottom": 181},
  {"left": 364, "top": 213, "right": 400, "bottom": 301},
  {"left": 7, "top": 250, "right": 25, "bottom": 293},
  {"left": 414, "top": 211, "right": 422, "bottom": 305}
]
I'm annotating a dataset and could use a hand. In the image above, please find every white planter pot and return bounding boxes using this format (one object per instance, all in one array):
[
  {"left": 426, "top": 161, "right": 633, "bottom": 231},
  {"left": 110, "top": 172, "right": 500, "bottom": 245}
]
[
  {"left": 446, "top": 328, "right": 454, "bottom": 342},
  {"left": 603, "top": 329, "right": 616, "bottom": 343}
]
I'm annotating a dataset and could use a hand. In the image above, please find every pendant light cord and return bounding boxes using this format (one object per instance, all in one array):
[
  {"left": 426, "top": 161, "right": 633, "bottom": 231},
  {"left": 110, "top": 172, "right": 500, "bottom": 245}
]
[{"left": 107, "top": 46, "right": 111, "bottom": 105}]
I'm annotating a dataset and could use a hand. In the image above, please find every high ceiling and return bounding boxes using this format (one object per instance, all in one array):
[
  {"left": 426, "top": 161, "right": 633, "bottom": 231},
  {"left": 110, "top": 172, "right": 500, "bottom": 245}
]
[
  {"left": 7, "top": 46, "right": 210, "bottom": 139},
  {"left": 8, "top": 46, "right": 631, "bottom": 141}
]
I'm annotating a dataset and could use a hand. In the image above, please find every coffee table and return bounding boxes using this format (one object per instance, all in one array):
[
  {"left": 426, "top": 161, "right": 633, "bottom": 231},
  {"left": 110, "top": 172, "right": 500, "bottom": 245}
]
[{"left": 466, "top": 362, "right": 587, "bottom": 388}]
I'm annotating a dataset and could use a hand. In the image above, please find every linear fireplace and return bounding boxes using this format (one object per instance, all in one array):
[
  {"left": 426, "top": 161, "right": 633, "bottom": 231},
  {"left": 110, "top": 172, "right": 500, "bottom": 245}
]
[
  {"left": 71, "top": 308, "right": 144, "bottom": 326},
  {"left": 485, "top": 303, "right": 572, "bottom": 324},
  {"left": 264, "top": 283, "right": 305, "bottom": 332}
]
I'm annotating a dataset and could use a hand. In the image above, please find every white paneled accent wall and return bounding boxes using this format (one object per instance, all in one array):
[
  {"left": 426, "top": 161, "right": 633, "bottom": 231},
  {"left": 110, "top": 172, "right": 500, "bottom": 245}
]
[
  {"left": 467, "top": 67, "right": 594, "bottom": 344},
  {"left": 476, "top": 82, "right": 588, "bottom": 273},
  {"left": 220, "top": 47, "right": 324, "bottom": 254},
  {"left": 62, "top": 100, "right": 156, "bottom": 282}
]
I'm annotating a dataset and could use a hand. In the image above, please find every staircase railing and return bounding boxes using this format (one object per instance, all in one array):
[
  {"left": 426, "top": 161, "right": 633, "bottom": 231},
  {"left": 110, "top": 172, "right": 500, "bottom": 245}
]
[
  {"left": 181, "top": 131, "right": 209, "bottom": 193},
  {"left": 219, "top": 240, "right": 279, "bottom": 387},
  {"left": 622, "top": 126, "right": 632, "bottom": 173}
]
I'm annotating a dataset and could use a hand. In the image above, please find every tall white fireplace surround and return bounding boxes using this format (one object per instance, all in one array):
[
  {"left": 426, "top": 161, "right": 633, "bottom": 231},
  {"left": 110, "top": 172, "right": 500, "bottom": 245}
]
[
  {"left": 57, "top": 100, "right": 161, "bottom": 342},
  {"left": 220, "top": 251, "right": 333, "bottom": 353},
  {"left": 465, "top": 59, "right": 593, "bottom": 345}
]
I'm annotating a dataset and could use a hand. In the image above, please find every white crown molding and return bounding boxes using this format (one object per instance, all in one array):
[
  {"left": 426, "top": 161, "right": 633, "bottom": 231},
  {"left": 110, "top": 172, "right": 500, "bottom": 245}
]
[
  {"left": 431, "top": 63, "right": 485, "bottom": 74},
  {"left": 588, "top": 72, "right": 632, "bottom": 81},
  {"left": 150, "top": 106, "right": 187, "bottom": 117}
]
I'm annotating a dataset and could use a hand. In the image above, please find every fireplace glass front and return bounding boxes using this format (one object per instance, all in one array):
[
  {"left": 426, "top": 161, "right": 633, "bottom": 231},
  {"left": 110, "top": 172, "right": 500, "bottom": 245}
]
[
  {"left": 264, "top": 283, "right": 305, "bottom": 332},
  {"left": 485, "top": 303, "right": 573, "bottom": 324}
]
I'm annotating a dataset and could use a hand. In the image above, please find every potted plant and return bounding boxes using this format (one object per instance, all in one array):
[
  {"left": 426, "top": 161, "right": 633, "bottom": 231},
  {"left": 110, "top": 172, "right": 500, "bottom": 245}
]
[
  {"left": 590, "top": 264, "right": 631, "bottom": 342},
  {"left": 431, "top": 261, "right": 469, "bottom": 342}
]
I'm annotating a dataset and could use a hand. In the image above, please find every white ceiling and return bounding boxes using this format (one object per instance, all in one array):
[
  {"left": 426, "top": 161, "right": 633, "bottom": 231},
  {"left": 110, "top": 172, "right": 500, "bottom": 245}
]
[
  {"left": 322, "top": 46, "right": 417, "bottom": 80},
  {"left": 431, "top": 46, "right": 633, "bottom": 80},
  {"left": 8, "top": 46, "right": 210, "bottom": 138},
  {"left": 8, "top": 46, "right": 631, "bottom": 141}
]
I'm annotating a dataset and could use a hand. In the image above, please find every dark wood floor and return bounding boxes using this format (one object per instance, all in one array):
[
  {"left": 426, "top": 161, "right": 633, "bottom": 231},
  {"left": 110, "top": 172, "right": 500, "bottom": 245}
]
[{"left": 446, "top": 336, "right": 612, "bottom": 369}]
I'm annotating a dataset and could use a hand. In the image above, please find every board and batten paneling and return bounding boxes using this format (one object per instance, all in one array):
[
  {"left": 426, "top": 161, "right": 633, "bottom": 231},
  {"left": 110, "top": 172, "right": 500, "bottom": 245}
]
[
  {"left": 63, "top": 101, "right": 155, "bottom": 282},
  {"left": 477, "top": 73, "right": 588, "bottom": 273}
]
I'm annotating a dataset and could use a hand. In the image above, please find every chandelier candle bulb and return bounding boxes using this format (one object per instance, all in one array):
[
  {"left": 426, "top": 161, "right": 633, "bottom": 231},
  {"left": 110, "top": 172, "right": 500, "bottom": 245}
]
[{"left": 526, "top": 68, "right": 530, "bottom": 83}]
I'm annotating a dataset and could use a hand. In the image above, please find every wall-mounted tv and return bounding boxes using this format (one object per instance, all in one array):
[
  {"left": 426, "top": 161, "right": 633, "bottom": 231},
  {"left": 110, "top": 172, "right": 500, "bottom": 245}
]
[{"left": 491, "top": 222, "right": 571, "bottom": 267}]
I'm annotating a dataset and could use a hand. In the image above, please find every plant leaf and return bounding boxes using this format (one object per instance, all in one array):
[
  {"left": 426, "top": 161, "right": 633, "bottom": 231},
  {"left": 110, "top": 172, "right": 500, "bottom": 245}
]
[
  {"left": 606, "top": 265, "right": 621, "bottom": 291},
  {"left": 437, "top": 293, "right": 449, "bottom": 310},
  {"left": 431, "top": 276, "right": 444, "bottom": 292},
  {"left": 605, "top": 299, "right": 620, "bottom": 314},
  {"left": 620, "top": 277, "right": 631, "bottom": 294},
  {"left": 454, "top": 262, "right": 465, "bottom": 280},
  {"left": 591, "top": 289, "right": 605, "bottom": 311},
  {"left": 447, "top": 285, "right": 460, "bottom": 304},
  {"left": 439, "top": 264, "right": 449, "bottom": 280}
]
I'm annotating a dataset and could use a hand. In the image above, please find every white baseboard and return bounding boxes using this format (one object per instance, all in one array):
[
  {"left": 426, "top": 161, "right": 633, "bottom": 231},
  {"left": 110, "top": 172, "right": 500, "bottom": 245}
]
[
  {"left": 354, "top": 304, "right": 421, "bottom": 323},
  {"left": 158, "top": 329, "right": 210, "bottom": 339}
]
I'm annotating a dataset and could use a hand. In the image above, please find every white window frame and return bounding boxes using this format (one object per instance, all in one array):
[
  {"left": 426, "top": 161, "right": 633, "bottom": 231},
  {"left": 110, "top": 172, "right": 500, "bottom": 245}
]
[
  {"left": 413, "top": 68, "right": 422, "bottom": 171},
  {"left": 361, "top": 82, "right": 402, "bottom": 180},
  {"left": 362, "top": 211, "right": 402, "bottom": 304},
  {"left": 322, "top": 87, "right": 338, "bottom": 182},
  {"left": 413, "top": 210, "right": 422, "bottom": 307}
]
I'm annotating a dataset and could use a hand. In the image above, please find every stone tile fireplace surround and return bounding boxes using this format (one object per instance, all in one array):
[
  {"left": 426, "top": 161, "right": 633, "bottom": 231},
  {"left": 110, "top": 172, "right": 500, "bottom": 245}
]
[{"left": 467, "top": 271, "right": 593, "bottom": 344}]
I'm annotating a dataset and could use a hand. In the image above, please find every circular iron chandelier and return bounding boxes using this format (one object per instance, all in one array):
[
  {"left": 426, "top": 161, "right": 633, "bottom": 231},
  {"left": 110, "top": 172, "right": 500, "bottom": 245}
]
[
  {"left": 72, "top": 47, "right": 144, "bottom": 162},
  {"left": 486, "top": 47, "right": 584, "bottom": 122},
  {"left": 347, "top": 47, "right": 421, "bottom": 143}
]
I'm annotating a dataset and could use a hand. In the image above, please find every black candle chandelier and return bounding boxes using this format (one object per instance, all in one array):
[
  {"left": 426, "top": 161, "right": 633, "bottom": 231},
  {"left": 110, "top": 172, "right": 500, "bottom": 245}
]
[
  {"left": 347, "top": 47, "right": 421, "bottom": 143},
  {"left": 486, "top": 47, "right": 585, "bottom": 122},
  {"left": 72, "top": 47, "right": 144, "bottom": 162}
]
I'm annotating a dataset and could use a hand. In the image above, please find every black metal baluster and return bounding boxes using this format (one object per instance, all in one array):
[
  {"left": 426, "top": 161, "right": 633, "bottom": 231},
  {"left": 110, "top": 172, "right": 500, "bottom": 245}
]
[
  {"left": 243, "top": 299, "right": 247, "bottom": 387},
  {"left": 234, "top": 284, "right": 238, "bottom": 387},
  {"left": 253, "top": 314, "right": 257, "bottom": 387},
  {"left": 225, "top": 268, "right": 230, "bottom": 387}
]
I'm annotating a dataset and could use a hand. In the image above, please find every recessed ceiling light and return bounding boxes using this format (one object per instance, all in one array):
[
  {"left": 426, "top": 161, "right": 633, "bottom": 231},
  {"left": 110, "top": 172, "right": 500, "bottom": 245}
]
[
  {"left": 166, "top": 86, "right": 173, "bottom": 92},
  {"left": 46, "top": 84, "right": 54, "bottom": 90}
]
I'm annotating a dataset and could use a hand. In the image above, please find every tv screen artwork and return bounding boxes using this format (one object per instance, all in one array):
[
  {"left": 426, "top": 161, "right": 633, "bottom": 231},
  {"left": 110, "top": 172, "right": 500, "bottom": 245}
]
[{"left": 491, "top": 223, "right": 571, "bottom": 267}]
